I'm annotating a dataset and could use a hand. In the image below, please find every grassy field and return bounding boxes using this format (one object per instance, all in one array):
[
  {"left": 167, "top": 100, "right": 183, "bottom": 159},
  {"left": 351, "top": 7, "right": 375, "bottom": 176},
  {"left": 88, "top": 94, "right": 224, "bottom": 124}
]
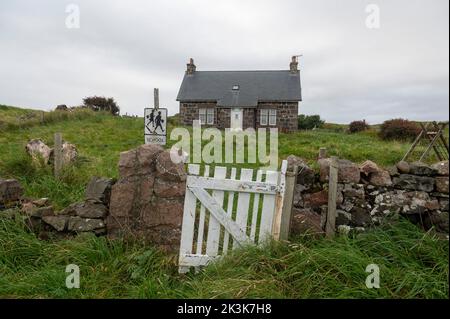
[{"left": 0, "top": 105, "right": 448, "bottom": 298}]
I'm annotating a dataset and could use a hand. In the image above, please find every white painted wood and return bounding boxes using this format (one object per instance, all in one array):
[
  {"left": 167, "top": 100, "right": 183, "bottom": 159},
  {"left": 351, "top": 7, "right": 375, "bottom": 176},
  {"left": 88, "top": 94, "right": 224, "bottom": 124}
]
[
  {"left": 223, "top": 167, "right": 236, "bottom": 255},
  {"left": 258, "top": 170, "right": 278, "bottom": 243},
  {"left": 178, "top": 164, "right": 200, "bottom": 273},
  {"left": 179, "top": 254, "right": 218, "bottom": 267},
  {"left": 189, "top": 186, "right": 252, "bottom": 246},
  {"left": 250, "top": 170, "right": 263, "bottom": 241},
  {"left": 233, "top": 169, "right": 254, "bottom": 248},
  {"left": 205, "top": 167, "right": 227, "bottom": 257},
  {"left": 195, "top": 165, "right": 210, "bottom": 254},
  {"left": 272, "top": 160, "right": 288, "bottom": 240},
  {"left": 186, "top": 175, "right": 278, "bottom": 194}
]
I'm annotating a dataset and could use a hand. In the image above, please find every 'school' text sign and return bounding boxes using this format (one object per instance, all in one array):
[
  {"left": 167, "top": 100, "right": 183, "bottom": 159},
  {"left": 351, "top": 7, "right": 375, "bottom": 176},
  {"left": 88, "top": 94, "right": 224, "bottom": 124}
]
[{"left": 144, "top": 108, "right": 167, "bottom": 145}]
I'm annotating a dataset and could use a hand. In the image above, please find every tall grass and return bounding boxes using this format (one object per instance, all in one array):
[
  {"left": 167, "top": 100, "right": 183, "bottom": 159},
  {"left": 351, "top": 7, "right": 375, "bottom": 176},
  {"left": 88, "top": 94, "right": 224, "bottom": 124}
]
[{"left": 0, "top": 217, "right": 447, "bottom": 298}]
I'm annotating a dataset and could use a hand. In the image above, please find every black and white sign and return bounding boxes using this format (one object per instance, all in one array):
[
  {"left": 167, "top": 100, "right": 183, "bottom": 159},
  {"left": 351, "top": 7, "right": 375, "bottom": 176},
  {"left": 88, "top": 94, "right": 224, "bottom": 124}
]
[{"left": 144, "top": 108, "right": 167, "bottom": 145}]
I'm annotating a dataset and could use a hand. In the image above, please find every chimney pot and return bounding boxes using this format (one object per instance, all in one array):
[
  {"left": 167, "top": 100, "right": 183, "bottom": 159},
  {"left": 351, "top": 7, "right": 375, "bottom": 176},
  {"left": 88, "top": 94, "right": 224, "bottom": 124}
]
[
  {"left": 186, "top": 58, "right": 196, "bottom": 75},
  {"left": 290, "top": 55, "right": 298, "bottom": 73}
]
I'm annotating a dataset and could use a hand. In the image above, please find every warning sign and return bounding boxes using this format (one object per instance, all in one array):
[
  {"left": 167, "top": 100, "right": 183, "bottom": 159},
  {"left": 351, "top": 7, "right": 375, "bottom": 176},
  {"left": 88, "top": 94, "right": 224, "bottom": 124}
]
[{"left": 144, "top": 108, "right": 167, "bottom": 145}]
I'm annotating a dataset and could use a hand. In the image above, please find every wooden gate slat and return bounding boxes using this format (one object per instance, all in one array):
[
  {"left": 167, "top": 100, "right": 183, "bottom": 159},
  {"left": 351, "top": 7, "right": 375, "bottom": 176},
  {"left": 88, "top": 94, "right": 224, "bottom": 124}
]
[
  {"left": 195, "top": 165, "right": 210, "bottom": 254},
  {"left": 258, "top": 170, "right": 278, "bottom": 243},
  {"left": 250, "top": 170, "right": 263, "bottom": 241},
  {"left": 234, "top": 169, "right": 254, "bottom": 248},
  {"left": 222, "top": 167, "right": 237, "bottom": 255},
  {"left": 178, "top": 164, "right": 200, "bottom": 273},
  {"left": 205, "top": 166, "right": 227, "bottom": 257}
]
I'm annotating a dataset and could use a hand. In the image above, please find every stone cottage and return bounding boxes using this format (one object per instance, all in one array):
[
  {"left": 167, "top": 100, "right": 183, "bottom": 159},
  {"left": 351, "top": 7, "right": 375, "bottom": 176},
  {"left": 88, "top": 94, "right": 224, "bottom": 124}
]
[{"left": 176, "top": 57, "right": 302, "bottom": 132}]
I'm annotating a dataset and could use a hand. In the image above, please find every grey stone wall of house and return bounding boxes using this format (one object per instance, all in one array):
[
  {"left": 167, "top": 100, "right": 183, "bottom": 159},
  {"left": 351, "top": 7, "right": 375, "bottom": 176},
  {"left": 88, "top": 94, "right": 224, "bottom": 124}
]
[{"left": 180, "top": 101, "right": 298, "bottom": 132}]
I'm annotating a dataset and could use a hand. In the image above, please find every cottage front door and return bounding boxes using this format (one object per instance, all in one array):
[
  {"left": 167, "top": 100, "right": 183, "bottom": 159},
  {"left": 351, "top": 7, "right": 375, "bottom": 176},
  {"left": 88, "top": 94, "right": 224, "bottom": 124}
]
[{"left": 230, "top": 108, "right": 243, "bottom": 131}]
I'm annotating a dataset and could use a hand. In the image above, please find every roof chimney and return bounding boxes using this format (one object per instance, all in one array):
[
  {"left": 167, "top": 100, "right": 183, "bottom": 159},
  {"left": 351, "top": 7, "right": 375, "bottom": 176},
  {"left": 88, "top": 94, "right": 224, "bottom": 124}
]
[
  {"left": 290, "top": 55, "right": 298, "bottom": 74},
  {"left": 186, "top": 58, "right": 196, "bottom": 75}
]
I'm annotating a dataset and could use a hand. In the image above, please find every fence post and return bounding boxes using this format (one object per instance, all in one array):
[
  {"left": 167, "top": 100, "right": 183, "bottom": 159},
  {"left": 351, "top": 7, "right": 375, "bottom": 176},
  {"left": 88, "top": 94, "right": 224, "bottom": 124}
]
[
  {"left": 319, "top": 147, "right": 327, "bottom": 159},
  {"left": 326, "top": 156, "right": 338, "bottom": 238},
  {"left": 40, "top": 111, "right": 44, "bottom": 124},
  {"left": 279, "top": 165, "right": 298, "bottom": 241},
  {"left": 272, "top": 160, "right": 288, "bottom": 241},
  {"left": 54, "top": 132, "right": 63, "bottom": 178}
]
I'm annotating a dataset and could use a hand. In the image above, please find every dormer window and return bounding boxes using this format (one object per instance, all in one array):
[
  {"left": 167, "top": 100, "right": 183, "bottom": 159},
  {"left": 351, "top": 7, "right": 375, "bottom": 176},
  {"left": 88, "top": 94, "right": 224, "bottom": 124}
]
[{"left": 232, "top": 85, "right": 239, "bottom": 90}]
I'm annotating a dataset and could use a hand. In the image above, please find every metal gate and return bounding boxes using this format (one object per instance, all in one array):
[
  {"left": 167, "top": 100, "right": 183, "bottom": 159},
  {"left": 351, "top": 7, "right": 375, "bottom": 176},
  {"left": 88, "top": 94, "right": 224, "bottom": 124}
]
[{"left": 178, "top": 160, "right": 288, "bottom": 273}]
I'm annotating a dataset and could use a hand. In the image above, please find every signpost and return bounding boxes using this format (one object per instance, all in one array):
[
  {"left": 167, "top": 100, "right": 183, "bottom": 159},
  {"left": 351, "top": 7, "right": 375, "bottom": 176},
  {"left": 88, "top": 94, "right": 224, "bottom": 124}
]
[{"left": 144, "top": 88, "right": 167, "bottom": 145}]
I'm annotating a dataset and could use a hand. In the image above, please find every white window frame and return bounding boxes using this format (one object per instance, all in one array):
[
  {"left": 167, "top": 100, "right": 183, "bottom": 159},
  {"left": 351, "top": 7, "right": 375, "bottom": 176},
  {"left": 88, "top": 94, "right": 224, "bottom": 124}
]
[
  {"left": 199, "top": 108, "right": 206, "bottom": 124},
  {"left": 269, "top": 109, "right": 277, "bottom": 126},
  {"left": 207, "top": 108, "right": 214, "bottom": 125},
  {"left": 260, "top": 109, "right": 268, "bottom": 125}
]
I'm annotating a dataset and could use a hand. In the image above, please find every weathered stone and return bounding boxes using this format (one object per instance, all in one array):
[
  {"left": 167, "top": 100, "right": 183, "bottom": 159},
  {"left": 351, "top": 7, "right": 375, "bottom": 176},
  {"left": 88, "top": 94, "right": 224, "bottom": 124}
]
[
  {"left": 360, "top": 160, "right": 380, "bottom": 176},
  {"left": 142, "top": 198, "right": 184, "bottom": 227},
  {"left": 32, "top": 198, "right": 50, "bottom": 207},
  {"left": 290, "top": 208, "right": 323, "bottom": 235},
  {"left": 387, "top": 165, "right": 400, "bottom": 177},
  {"left": 287, "top": 155, "right": 315, "bottom": 188},
  {"left": 431, "top": 161, "right": 449, "bottom": 176},
  {"left": 319, "top": 158, "right": 360, "bottom": 184},
  {"left": 396, "top": 161, "right": 410, "bottom": 174},
  {"left": 371, "top": 190, "right": 439, "bottom": 216},
  {"left": 25, "top": 139, "right": 52, "bottom": 164},
  {"left": 118, "top": 144, "right": 164, "bottom": 178},
  {"left": 337, "top": 225, "right": 351, "bottom": 235},
  {"left": 61, "top": 142, "right": 78, "bottom": 165},
  {"left": 154, "top": 178, "right": 186, "bottom": 198},
  {"left": 435, "top": 177, "right": 449, "bottom": 194},
  {"left": 351, "top": 207, "right": 372, "bottom": 227},
  {"left": 155, "top": 151, "right": 187, "bottom": 182},
  {"left": 68, "top": 217, "right": 105, "bottom": 232},
  {"left": 55, "top": 104, "right": 68, "bottom": 111},
  {"left": 439, "top": 198, "right": 449, "bottom": 211},
  {"left": 42, "top": 215, "right": 69, "bottom": 231},
  {"left": 336, "top": 210, "right": 352, "bottom": 226},
  {"left": 75, "top": 200, "right": 108, "bottom": 218},
  {"left": 369, "top": 170, "right": 392, "bottom": 187},
  {"left": 85, "top": 176, "right": 114, "bottom": 205},
  {"left": 0, "top": 179, "right": 23, "bottom": 205},
  {"left": 409, "top": 162, "right": 438, "bottom": 176},
  {"left": 393, "top": 174, "right": 435, "bottom": 192},
  {"left": 303, "top": 189, "right": 343, "bottom": 208},
  {"left": 341, "top": 183, "right": 365, "bottom": 199},
  {"left": 30, "top": 206, "right": 54, "bottom": 218}
]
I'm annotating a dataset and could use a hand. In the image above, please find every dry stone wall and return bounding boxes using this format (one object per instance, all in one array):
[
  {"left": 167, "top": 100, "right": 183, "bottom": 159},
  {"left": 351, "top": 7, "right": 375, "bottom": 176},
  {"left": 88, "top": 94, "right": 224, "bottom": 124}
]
[{"left": 289, "top": 156, "right": 449, "bottom": 237}]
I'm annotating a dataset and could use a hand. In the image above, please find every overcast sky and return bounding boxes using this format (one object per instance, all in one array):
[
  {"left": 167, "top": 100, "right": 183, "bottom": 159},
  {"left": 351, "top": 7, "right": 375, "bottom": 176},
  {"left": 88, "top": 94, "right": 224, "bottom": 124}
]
[{"left": 0, "top": 0, "right": 448, "bottom": 123}]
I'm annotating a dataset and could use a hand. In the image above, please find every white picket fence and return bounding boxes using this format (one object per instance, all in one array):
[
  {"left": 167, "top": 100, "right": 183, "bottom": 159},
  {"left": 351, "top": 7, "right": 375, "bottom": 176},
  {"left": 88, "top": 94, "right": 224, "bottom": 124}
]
[{"left": 178, "top": 160, "right": 288, "bottom": 273}]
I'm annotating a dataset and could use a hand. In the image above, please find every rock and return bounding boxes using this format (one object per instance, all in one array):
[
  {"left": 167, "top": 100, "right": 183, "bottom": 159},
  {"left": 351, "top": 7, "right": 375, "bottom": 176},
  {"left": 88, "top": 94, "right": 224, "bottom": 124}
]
[
  {"left": 42, "top": 215, "right": 69, "bottom": 231},
  {"left": 337, "top": 225, "right": 351, "bottom": 235},
  {"left": 303, "top": 189, "right": 343, "bottom": 208},
  {"left": 423, "top": 211, "right": 449, "bottom": 233},
  {"left": 360, "top": 160, "right": 380, "bottom": 176},
  {"left": 155, "top": 151, "right": 187, "bottom": 182},
  {"left": 371, "top": 190, "right": 439, "bottom": 216},
  {"left": 369, "top": 170, "right": 392, "bottom": 187},
  {"left": 118, "top": 144, "right": 164, "bottom": 178},
  {"left": 32, "top": 198, "right": 50, "bottom": 207},
  {"left": 319, "top": 158, "right": 360, "bottom": 184},
  {"left": 336, "top": 210, "right": 352, "bottom": 226},
  {"left": 439, "top": 198, "right": 449, "bottom": 212},
  {"left": 341, "top": 184, "right": 365, "bottom": 199},
  {"left": 435, "top": 177, "right": 449, "bottom": 194},
  {"left": 30, "top": 206, "right": 54, "bottom": 218},
  {"left": 287, "top": 155, "right": 315, "bottom": 189},
  {"left": 431, "top": 161, "right": 449, "bottom": 176},
  {"left": 396, "top": 161, "right": 410, "bottom": 174},
  {"left": 290, "top": 208, "right": 323, "bottom": 235},
  {"left": 68, "top": 217, "right": 105, "bottom": 232},
  {"left": 85, "top": 177, "right": 114, "bottom": 205},
  {"left": 0, "top": 179, "right": 23, "bottom": 205},
  {"left": 61, "top": 142, "right": 78, "bottom": 165},
  {"left": 351, "top": 207, "right": 372, "bottom": 227},
  {"left": 154, "top": 178, "right": 186, "bottom": 198},
  {"left": 76, "top": 200, "right": 108, "bottom": 218},
  {"left": 393, "top": 174, "right": 435, "bottom": 192},
  {"left": 409, "top": 162, "right": 438, "bottom": 176},
  {"left": 387, "top": 166, "right": 400, "bottom": 177},
  {"left": 142, "top": 198, "right": 185, "bottom": 227},
  {"left": 25, "top": 139, "right": 52, "bottom": 164}
]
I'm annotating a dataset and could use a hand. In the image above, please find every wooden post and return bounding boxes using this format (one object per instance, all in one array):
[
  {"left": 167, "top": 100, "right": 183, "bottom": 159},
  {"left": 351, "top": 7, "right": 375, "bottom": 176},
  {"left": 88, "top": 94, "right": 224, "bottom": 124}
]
[
  {"left": 319, "top": 147, "right": 327, "bottom": 159},
  {"left": 40, "top": 111, "right": 44, "bottom": 124},
  {"left": 272, "top": 160, "right": 288, "bottom": 241},
  {"left": 154, "top": 88, "right": 159, "bottom": 110},
  {"left": 279, "top": 165, "right": 298, "bottom": 240},
  {"left": 54, "top": 133, "right": 63, "bottom": 178},
  {"left": 326, "top": 156, "right": 338, "bottom": 238}
]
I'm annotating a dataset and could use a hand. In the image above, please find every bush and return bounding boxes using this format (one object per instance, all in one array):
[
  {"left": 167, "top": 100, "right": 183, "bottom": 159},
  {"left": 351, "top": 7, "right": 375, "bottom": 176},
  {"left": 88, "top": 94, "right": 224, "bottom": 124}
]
[
  {"left": 298, "top": 114, "right": 325, "bottom": 130},
  {"left": 83, "top": 96, "right": 120, "bottom": 116},
  {"left": 379, "top": 118, "right": 421, "bottom": 141},
  {"left": 349, "top": 120, "right": 369, "bottom": 133}
]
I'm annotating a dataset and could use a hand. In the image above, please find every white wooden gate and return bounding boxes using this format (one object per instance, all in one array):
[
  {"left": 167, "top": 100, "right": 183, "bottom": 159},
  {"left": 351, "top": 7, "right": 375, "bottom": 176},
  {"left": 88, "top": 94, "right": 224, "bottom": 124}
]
[{"left": 178, "top": 160, "right": 288, "bottom": 273}]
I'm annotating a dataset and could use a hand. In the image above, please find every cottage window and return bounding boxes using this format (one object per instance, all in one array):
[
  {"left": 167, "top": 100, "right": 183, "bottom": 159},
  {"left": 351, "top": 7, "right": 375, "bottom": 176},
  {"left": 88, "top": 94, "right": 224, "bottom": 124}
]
[
  {"left": 260, "top": 109, "right": 276, "bottom": 126},
  {"left": 199, "top": 108, "right": 214, "bottom": 124}
]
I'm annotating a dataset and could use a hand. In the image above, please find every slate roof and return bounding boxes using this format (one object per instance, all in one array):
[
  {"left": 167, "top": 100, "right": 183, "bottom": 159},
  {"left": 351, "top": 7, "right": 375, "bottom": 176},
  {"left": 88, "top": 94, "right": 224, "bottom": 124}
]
[{"left": 176, "top": 70, "right": 302, "bottom": 107}]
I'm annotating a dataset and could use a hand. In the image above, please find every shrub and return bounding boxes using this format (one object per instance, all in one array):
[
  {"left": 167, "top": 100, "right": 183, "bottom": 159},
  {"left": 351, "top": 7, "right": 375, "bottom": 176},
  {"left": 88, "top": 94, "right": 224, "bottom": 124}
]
[
  {"left": 298, "top": 114, "right": 325, "bottom": 130},
  {"left": 349, "top": 120, "right": 369, "bottom": 133},
  {"left": 379, "top": 118, "right": 421, "bottom": 141},
  {"left": 83, "top": 96, "right": 120, "bottom": 115}
]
